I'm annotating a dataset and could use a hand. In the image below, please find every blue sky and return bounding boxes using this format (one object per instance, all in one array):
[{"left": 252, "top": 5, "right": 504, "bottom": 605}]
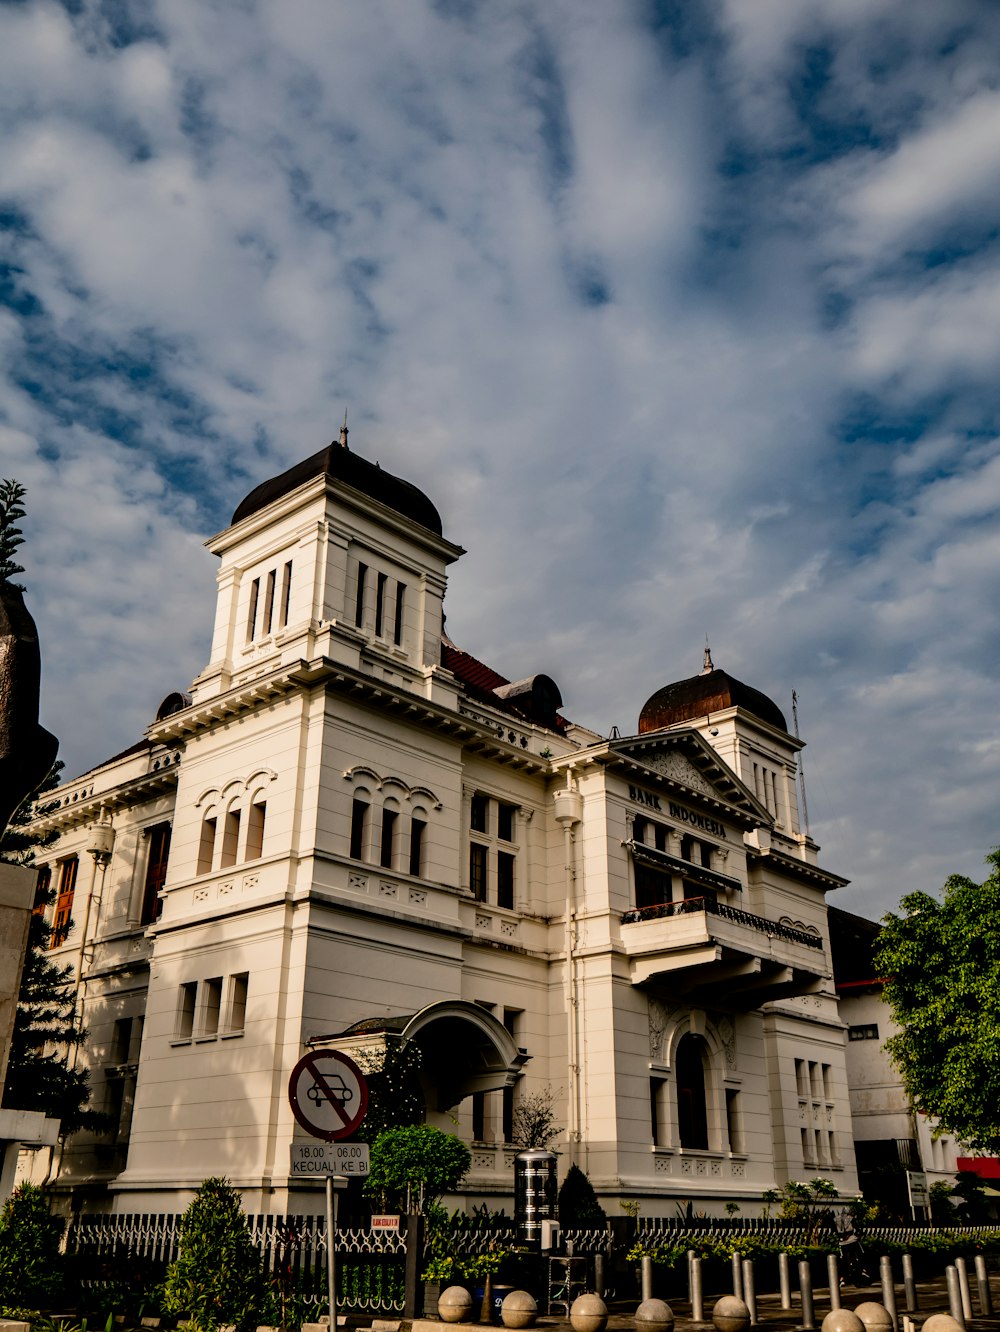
[{"left": 2, "top": 0, "right": 999, "bottom": 917}]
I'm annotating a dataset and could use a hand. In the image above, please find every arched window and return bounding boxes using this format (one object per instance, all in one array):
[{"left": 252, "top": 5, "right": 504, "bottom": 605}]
[{"left": 676, "top": 1033, "right": 709, "bottom": 1150}]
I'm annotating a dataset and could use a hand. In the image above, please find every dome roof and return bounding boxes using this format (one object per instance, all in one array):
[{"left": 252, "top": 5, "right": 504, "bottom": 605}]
[
  {"left": 231, "top": 433, "right": 443, "bottom": 535},
  {"left": 639, "top": 660, "right": 788, "bottom": 735}
]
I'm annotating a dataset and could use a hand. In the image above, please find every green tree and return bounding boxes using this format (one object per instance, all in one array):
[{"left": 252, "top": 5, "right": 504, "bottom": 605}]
[
  {"left": 162, "top": 1178, "right": 265, "bottom": 1332},
  {"left": 0, "top": 478, "right": 26, "bottom": 589},
  {"left": 357, "top": 1038, "right": 424, "bottom": 1139},
  {"left": 0, "top": 1182, "right": 64, "bottom": 1311},
  {"left": 557, "top": 1163, "right": 606, "bottom": 1226},
  {"left": 509, "top": 1086, "right": 562, "bottom": 1150},
  {"left": 875, "top": 849, "right": 1000, "bottom": 1151},
  {"left": 366, "top": 1124, "right": 470, "bottom": 1213}
]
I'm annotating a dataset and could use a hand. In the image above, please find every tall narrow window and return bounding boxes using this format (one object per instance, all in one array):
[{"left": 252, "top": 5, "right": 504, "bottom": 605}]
[
  {"left": 200, "top": 977, "right": 223, "bottom": 1037},
  {"left": 470, "top": 793, "right": 489, "bottom": 833},
  {"left": 676, "top": 1033, "right": 709, "bottom": 1150},
  {"left": 279, "top": 561, "right": 292, "bottom": 629},
  {"left": 726, "top": 1088, "right": 743, "bottom": 1153},
  {"left": 650, "top": 1077, "right": 669, "bottom": 1147},
  {"left": 470, "top": 843, "right": 487, "bottom": 901},
  {"left": 245, "top": 802, "right": 266, "bottom": 861},
  {"left": 140, "top": 823, "right": 171, "bottom": 925},
  {"left": 33, "top": 865, "right": 51, "bottom": 916},
  {"left": 355, "top": 562, "right": 368, "bottom": 627},
  {"left": 350, "top": 797, "right": 369, "bottom": 860},
  {"left": 497, "top": 851, "right": 515, "bottom": 910},
  {"left": 220, "top": 809, "right": 241, "bottom": 868},
  {"left": 409, "top": 817, "right": 426, "bottom": 877},
  {"left": 374, "top": 571, "right": 388, "bottom": 636},
  {"left": 393, "top": 582, "right": 405, "bottom": 645},
  {"left": 380, "top": 808, "right": 397, "bottom": 868},
  {"left": 246, "top": 577, "right": 260, "bottom": 641},
  {"left": 262, "top": 568, "right": 276, "bottom": 636},
  {"left": 497, "top": 803, "right": 516, "bottom": 842},
  {"left": 197, "top": 817, "right": 217, "bottom": 875},
  {"left": 794, "top": 1058, "right": 807, "bottom": 1097},
  {"left": 51, "top": 856, "right": 78, "bottom": 947},
  {"left": 177, "top": 982, "right": 197, "bottom": 1040},
  {"left": 111, "top": 1017, "right": 132, "bottom": 1065},
  {"left": 227, "top": 973, "right": 249, "bottom": 1034}
]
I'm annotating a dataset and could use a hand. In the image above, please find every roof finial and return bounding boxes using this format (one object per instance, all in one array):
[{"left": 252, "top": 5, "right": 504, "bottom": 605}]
[
  {"left": 339, "top": 409, "right": 349, "bottom": 449},
  {"left": 702, "top": 638, "right": 714, "bottom": 674}
]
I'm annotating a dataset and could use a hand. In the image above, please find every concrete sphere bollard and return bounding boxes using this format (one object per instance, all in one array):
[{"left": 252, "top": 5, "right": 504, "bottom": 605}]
[
  {"left": 636, "top": 1298, "right": 675, "bottom": 1332},
  {"left": 921, "top": 1319, "right": 964, "bottom": 1332},
  {"left": 854, "top": 1304, "right": 894, "bottom": 1332},
  {"left": 822, "top": 1311, "right": 866, "bottom": 1332},
  {"left": 712, "top": 1296, "right": 751, "bottom": 1332},
  {"left": 500, "top": 1291, "right": 538, "bottom": 1330},
  {"left": 569, "top": 1294, "right": 609, "bottom": 1332},
  {"left": 438, "top": 1286, "right": 474, "bottom": 1323}
]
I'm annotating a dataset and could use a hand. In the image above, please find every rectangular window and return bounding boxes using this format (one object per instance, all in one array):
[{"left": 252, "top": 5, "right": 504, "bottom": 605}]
[
  {"left": 33, "top": 865, "right": 51, "bottom": 915},
  {"left": 226, "top": 973, "right": 249, "bottom": 1034},
  {"left": 245, "top": 802, "right": 266, "bottom": 861},
  {"left": 393, "top": 581, "right": 405, "bottom": 645},
  {"left": 848, "top": 1023, "right": 879, "bottom": 1041},
  {"left": 197, "top": 817, "right": 217, "bottom": 875},
  {"left": 374, "top": 571, "right": 388, "bottom": 636},
  {"left": 350, "top": 798, "right": 369, "bottom": 860},
  {"left": 726, "top": 1088, "right": 743, "bottom": 1153},
  {"left": 650, "top": 1077, "right": 669, "bottom": 1147},
  {"left": 111, "top": 1017, "right": 132, "bottom": 1066},
  {"left": 380, "top": 808, "right": 397, "bottom": 868},
  {"left": 794, "top": 1058, "right": 807, "bottom": 1098},
  {"left": 51, "top": 856, "right": 79, "bottom": 947},
  {"left": 822, "top": 1063, "right": 832, "bottom": 1097},
  {"left": 472, "top": 1091, "right": 487, "bottom": 1141},
  {"left": 140, "top": 823, "right": 171, "bottom": 925},
  {"left": 200, "top": 977, "right": 223, "bottom": 1037},
  {"left": 800, "top": 1126, "right": 811, "bottom": 1164},
  {"left": 177, "top": 982, "right": 197, "bottom": 1040},
  {"left": 498, "top": 802, "right": 516, "bottom": 842},
  {"left": 497, "top": 851, "right": 515, "bottom": 910},
  {"left": 220, "top": 809, "right": 241, "bottom": 867},
  {"left": 470, "top": 793, "right": 489, "bottom": 833},
  {"left": 262, "top": 568, "right": 276, "bottom": 636},
  {"left": 246, "top": 577, "right": 260, "bottom": 641},
  {"left": 470, "top": 843, "right": 487, "bottom": 901},
  {"left": 355, "top": 562, "right": 368, "bottom": 627},
  {"left": 809, "top": 1061, "right": 820, "bottom": 1097},
  {"left": 409, "top": 817, "right": 425, "bottom": 877},
  {"left": 279, "top": 561, "right": 292, "bottom": 629}
]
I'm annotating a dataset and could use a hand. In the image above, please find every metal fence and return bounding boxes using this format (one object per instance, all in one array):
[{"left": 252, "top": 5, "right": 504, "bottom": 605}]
[{"left": 69, "top": 1212, "right": 408, "bottom": 1315}]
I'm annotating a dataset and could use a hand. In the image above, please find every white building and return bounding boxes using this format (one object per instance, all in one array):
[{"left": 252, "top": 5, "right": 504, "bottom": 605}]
[{"left": 18, "top": 428, "right": 858, "bottom": 1215}]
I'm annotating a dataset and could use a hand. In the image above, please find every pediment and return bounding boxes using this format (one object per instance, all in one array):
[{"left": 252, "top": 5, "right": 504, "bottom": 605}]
[{"left": 606, "top": 730, "right": 767, "bottom": 824}]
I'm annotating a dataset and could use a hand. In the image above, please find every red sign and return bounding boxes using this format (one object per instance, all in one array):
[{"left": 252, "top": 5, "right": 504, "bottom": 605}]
[{"left": 288, "top": 1049, "right": 369, "bottom": 1142}]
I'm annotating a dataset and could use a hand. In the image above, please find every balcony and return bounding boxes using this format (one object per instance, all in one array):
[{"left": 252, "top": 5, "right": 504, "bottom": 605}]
[{"left": 620, "top": 895, "right": 827, "bottom": 1003}]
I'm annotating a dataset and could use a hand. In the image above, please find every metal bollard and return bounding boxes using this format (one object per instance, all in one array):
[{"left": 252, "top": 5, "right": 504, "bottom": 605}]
[
  {"left": 687, "top": 1249, "right": 696, "bottom": 1303},
  {"left": 595, "top": 1253, "right": 605, "bottom": 1300},
  {"left": 732, "top": 1250, "right": 744, "bottom": 1300},
  {"left": 641, "top": 1255, "right": 654, "bottom": 1302},
  {"left": 827, "top": 1253, "right": 841, "bottom": 1310},
  {"left": 880, "top": 1254, "right": 899, "bottom": 1332},
  {"left": 742, "top": 1258, "right": 757, "bottom": 1326},
  {"left": 902, "top": 1253, "right": 917, "bottom": 1312},
  {"left": 956, "top": 1258, "right": 973, "bottom": 1322},
  {"left": 779, "top": 1252, "right": 792, "bottom": 1310},
  {"left": 691, "top": 1256, "right": 704, "bottom": 1323},
  {"left": 975, "top": 1254, "right": 993, "bottom": 1316},
  {"left": 799, "top": 1258, "right": 816, "bottom": 1331},
  {"left": 946, "top": 1264, "right": 965, "bottom": 1329}
]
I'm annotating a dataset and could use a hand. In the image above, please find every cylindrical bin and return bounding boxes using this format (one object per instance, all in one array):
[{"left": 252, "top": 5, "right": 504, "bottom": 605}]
[{"left": 514, "top": 1150, "right": 558, "bottom": 1246}]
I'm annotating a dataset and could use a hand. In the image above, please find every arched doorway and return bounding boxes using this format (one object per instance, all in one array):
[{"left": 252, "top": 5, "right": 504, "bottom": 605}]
[{"left": 676, "top": 1033, "right": 709, "bottom": 1149}]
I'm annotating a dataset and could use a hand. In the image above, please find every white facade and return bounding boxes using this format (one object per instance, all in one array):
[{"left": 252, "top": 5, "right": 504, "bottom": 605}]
[{"left": 20, "top": 435, "right": 859, "bottom": 1215}]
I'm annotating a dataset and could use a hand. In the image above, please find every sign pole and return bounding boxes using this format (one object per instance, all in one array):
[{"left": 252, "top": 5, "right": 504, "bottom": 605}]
[{"left": 326, "top": 1174, "right": 345, "bottom": 1330}]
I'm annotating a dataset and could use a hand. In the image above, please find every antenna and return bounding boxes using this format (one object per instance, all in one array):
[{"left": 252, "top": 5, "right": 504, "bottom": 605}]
[{"left": 791, "top": 690, "right": 810, "bottom": 836}]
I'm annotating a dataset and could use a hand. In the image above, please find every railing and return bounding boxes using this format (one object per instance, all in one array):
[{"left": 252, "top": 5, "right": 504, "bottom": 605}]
[
  {"left": 621, "top": 896, "right": 824, "bottom": 949},
  {"left": 69, "top": 1212, "right": 407, "bottom": 1314}
]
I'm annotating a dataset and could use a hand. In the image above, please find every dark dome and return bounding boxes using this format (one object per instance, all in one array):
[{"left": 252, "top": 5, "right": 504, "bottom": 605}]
[
  {"left": 639, "top": 666, "right": 787, "bottom": 734},
  {"left": 232, "top": 438, "right": 443, "bottom": 535}
]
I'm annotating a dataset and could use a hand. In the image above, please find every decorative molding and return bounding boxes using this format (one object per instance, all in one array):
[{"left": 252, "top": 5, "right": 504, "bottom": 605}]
[
  {"left": 475, "top": 912, "right": 491, "bottom": 930},
  {"left": 634, "top": 751, "right": 717, "bottom": 800}
]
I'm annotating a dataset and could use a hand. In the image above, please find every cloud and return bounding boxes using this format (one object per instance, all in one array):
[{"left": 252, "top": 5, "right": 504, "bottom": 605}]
[{"left": 0, "top": 0, "right": 998, "bottom": 917}]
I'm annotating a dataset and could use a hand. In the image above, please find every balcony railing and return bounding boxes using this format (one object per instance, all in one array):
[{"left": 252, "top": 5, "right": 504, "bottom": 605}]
[{"left": 621, "top": 895, "right": 823, "bottom": 949}]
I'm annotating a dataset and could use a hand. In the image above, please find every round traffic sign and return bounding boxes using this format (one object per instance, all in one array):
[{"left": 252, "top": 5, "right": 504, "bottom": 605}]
[{"left": 288, "top": 1049, "right": 369, "bottom": 1141}]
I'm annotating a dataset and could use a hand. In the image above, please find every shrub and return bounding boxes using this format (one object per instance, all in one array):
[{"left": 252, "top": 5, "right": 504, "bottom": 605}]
[
  {"left": 162, "top": 1178, "right": 265, "bottom": 1332},
  {"left": 366, "top": 1124, "right": 471, "bottom": 1213},
  {"left": 557, "top": 1164, "right": 606, "bottom": 1226},
  {"left": 0, "top": 1183, "right": 64, "bottom": 1311}
]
